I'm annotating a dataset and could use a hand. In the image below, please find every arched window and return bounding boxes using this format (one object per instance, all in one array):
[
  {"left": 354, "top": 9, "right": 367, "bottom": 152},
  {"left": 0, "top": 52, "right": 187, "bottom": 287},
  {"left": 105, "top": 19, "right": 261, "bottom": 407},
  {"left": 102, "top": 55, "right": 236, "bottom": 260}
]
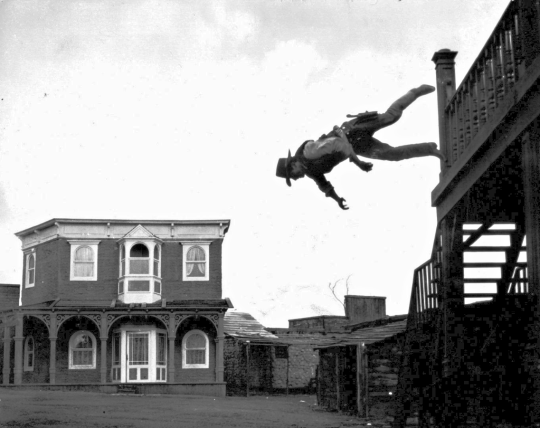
[
  {"left": 69, "top": 241, "right": 100, "bottom": 281},
  {"left": 153, "top": 245, "right": 160, "bottom": 277},
  {"left": 186, "top": 246, "right": 206, "bottom": 278},
  {"left": 26, "top": 253, "right": 35, "bottom": 287},
  {"left": 24, "top": 336, "right": 35, "bottom": 371},
  {"left": 130, "top": 243, "right": 149, "bottom": 274},
  {"left": 69, "top": 331, "right": 96, "bottom": 369},
  {"left": 74, "top": 246, "right": 94, "bottom": 278},
  {"left": 182, "top": 330, "right": 209, "bottom": 369}
]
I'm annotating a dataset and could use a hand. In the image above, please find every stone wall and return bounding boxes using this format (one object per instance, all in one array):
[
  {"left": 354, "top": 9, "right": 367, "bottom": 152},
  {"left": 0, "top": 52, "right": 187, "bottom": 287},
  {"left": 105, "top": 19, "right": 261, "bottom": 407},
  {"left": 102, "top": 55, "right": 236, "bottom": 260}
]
[
  {"left": 272, "top": 345, "right": 318, "bottom": 391},
  {"left": 366, "top": 335, "right": 403, "bottom": 420},
  {"left": 224, "top": 339, "right": 318, "bottom": 395}
]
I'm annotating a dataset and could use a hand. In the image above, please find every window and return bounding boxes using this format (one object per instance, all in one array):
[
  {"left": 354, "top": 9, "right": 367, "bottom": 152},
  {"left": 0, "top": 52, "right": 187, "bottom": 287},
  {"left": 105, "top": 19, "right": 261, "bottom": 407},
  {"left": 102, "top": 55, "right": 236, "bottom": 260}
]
[
  {"left": 120, "top": 245, "right": 126, "bottom": 276},
  {"left": 26, "top": 253, "right": 35, "bottom": 288},
  {"left": 275, "top": 346, "right": 289, "bottom": 359},
  {"left": 69, "top": 241, "right": 100, "bottom": 281},
  {"left": 130, "top": 243, "right": 149, "bottom": 274},
  {"left": 24, "top": 337, "right": 35, "bottom": 371},
  {"left": 112, "top": 332, "right": 121, "bottom": 381},
  {"left": 181, "top": 243, "right": 210, "bottom": 281},
  {"left": 69, "top": 331, "right": 96, "bottom": 369},
  {"left": 153, "top": 245, "right": 160, "bottom": 277},
  {"left": 187, "top": 246, "right": 205, "bottom": 278},
  {"left": 182, "top": 330, "right": 209, "bottom": 369}
]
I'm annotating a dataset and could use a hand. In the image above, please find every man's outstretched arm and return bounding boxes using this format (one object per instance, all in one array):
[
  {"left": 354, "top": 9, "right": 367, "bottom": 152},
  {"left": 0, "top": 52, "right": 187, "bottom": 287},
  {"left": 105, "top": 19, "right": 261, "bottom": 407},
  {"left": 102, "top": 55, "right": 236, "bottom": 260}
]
[
  {"left": 326, "top": 188, "right": 349, "bottom": 210},
  {"left": 315, "top": 177, "right": 349, "bottom": 210}
]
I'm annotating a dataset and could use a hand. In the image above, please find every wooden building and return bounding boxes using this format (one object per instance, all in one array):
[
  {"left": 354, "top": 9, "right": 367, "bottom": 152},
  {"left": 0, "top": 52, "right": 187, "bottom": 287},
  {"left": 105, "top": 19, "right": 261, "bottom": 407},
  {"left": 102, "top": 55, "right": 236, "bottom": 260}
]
[
  {"left": 315, "top": 316, "right": 406, "bottom": 419},
  {"left": 394, "top": 0, "right": 540, "bottom": 426},
  {"left": 0, "top": 218, "right": 233, "bottom": 396}
]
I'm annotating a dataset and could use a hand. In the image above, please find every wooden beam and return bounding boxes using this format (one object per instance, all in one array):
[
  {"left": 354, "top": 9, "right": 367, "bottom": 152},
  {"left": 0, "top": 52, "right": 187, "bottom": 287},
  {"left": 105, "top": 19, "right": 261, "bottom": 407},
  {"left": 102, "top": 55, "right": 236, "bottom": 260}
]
[{"left": 462, "top": 222, "right": 493, "bottom": 248}]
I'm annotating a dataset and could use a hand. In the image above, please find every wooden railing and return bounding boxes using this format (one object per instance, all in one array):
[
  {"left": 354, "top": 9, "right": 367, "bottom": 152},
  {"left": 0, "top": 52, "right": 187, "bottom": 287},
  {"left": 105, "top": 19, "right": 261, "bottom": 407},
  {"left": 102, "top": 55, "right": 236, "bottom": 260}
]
[
  {"left": 443, "top": 0, "right": 538, "bottom": 168},
  {"left": 407, "top": 259, "right": 440, "bottom": 329}
]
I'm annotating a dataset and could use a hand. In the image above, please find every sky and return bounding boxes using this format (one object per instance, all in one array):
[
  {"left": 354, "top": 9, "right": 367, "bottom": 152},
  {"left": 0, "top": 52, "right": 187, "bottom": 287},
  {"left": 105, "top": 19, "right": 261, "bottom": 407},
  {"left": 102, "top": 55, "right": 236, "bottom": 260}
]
[{"left": 0, "top": 0, "right": 510, "bottom": 327}]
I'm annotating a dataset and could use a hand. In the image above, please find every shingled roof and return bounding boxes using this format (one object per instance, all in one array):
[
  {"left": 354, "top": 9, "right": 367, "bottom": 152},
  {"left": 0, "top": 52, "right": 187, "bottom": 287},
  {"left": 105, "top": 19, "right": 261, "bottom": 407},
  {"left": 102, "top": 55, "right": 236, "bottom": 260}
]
[
  {"left": 224, "top": 311, "right": 279, "bottom": 341},
  {"left": 224, "top": 311, "right": 407, "bottom": 348}
]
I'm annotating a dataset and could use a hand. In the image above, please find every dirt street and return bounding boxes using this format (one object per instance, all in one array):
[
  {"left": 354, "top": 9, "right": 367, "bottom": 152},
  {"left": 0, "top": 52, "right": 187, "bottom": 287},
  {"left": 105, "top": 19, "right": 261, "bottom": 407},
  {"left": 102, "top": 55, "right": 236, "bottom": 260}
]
[{"left": 0, "top": 390, "right": 363, "bottom": 428}]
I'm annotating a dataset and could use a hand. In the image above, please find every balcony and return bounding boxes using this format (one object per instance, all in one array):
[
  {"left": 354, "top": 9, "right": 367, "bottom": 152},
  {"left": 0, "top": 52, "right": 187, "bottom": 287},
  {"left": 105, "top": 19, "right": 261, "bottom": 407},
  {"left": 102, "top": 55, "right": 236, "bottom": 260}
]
[{"left": 432, "top": 0, "right": 540, "bottom": 219}]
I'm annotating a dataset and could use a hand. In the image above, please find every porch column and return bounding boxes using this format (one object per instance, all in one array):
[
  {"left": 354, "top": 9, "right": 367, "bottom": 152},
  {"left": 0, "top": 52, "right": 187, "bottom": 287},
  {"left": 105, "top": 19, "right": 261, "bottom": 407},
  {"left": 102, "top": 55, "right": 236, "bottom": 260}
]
[
  {"left": 100, "top": 314, "right": 108, "bottom": 383},
  {"left": 13, "top": 313, "right": 23, "bottom": 385},
  {"left": 168, "top": 336, "right": 176, "bottom": 382},
  {"left": 168, "top": 315, "right": 176, "bottom": 382},
  {"left": 215, "top": 312, "right": 224, "bottom": 382},
  {"left": 521, "top": 125, "right": 540, "bottom": 424},
  {"left": 2, "top": 324, "right": 11, "bottom": 385},
  {"left": 49, "top": 313, "right": 57, "bottom": 384}
]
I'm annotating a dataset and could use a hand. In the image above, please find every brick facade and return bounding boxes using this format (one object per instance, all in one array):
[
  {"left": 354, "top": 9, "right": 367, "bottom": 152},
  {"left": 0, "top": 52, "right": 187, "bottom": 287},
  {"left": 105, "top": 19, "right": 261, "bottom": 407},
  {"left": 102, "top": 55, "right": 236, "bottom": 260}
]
[
  {"left": 0, "top": 284, "right": 19, "bottom": 311},
  {"left": 1, "top": 218, "right": 231, "bottom": 395},
  {"left": 21, "top": 235, "right": 224, "bottom": 306}
]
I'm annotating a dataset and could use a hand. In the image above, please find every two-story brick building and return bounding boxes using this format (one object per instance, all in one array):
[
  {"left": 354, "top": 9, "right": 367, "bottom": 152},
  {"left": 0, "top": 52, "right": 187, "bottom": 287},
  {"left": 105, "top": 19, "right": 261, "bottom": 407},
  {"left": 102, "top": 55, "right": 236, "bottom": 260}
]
[{"left": 0, "top": 218, "right": 232, "bottom": 396}]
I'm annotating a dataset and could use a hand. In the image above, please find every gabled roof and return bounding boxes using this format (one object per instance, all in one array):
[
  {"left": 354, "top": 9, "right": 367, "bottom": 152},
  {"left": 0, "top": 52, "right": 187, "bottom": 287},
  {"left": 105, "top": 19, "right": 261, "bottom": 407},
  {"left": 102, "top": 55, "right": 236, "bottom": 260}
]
[{"left": 121, "top": 224, "right": 159, "bottom": 240}]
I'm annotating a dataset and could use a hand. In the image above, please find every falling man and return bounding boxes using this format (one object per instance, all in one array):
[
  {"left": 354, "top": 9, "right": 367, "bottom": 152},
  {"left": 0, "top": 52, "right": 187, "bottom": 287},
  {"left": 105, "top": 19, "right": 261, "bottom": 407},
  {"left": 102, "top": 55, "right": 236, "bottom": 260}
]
[{"left": 275, "top": 84, "right": 445, "bottom": 210}]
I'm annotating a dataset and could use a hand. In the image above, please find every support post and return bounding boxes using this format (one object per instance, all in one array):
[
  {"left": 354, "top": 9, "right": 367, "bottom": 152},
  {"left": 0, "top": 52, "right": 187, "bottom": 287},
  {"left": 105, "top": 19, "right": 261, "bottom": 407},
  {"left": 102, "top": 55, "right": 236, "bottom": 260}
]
[
  {"left": 246, "top": 342, "right": 250, "bottom": 397},
  {"left": 100, "top": 314, "right": 108, "bottom": 384},
  {"left": 3, "top": 324, "right": 11, "bottom": 385},
  {"left": 335, "top": 350, "right": 340, "bottom": 412},
  {"left": 440, "top": 207, "right": 465, "bottom": 426},
  {"left": 168, "top": 314, "right": 176, "bottom": 383},
  {"left": 13, "top": 313, "right": 23, "bottom": 385},
  {"left": 432, "top": 49, "right": 458, "bottom": 169},
  {"left": 215, "top": 313, "right": 224, "bottom": 382},
  {"left": 49, "top": 313, "right": 57, "bottom": 384},
  {"left": 521, "top": 125, "right": 540, "bottom": 424},
  {"left": 286, "top": 345, "right": 289, "bottom": 396},
  {"left": 356, "top": 343, "right": 366, "bottom": 417}
]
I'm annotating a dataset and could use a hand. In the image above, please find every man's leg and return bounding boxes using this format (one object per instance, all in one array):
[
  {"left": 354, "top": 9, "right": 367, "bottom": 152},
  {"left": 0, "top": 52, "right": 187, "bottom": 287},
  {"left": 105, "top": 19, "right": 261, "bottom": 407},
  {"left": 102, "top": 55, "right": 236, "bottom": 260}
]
[
  {"left": 357, "top": 137, "right": 445, "bottom": 162},
  {"left": 336, "top": 84, "right": 435, "bottom": 137},
  {"left": 374, "top": 84, "right": 436, "bottom": 131}
]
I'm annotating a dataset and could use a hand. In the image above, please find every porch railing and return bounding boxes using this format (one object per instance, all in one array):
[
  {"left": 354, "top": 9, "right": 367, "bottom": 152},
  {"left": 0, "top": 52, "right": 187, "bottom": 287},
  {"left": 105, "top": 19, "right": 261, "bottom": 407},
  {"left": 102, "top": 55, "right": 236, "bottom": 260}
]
[{"left": 442, "top": 0, "right": 539, "bottom": 169}]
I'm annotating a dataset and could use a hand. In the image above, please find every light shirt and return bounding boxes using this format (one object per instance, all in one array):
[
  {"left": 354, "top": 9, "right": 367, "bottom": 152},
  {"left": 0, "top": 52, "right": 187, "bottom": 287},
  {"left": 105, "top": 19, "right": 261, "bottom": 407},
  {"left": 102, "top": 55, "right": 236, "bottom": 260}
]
[{"left": 303, "top": 136, "right": 354, "bottom": 160}]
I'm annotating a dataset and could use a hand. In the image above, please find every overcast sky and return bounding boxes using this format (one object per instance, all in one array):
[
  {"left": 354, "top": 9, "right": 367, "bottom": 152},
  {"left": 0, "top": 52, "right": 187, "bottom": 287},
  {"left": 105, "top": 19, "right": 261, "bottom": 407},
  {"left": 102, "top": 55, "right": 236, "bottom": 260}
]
[{"left": 0, "top": 0, "right": 509, "bottom": 326}]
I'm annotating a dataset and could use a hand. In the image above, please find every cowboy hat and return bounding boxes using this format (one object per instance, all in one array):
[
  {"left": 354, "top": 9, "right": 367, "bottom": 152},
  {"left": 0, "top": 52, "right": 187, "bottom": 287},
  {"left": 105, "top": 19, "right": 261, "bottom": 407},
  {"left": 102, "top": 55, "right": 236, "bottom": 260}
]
[{"left": 275, "top": 150, "right": 293, "bottom": 187}]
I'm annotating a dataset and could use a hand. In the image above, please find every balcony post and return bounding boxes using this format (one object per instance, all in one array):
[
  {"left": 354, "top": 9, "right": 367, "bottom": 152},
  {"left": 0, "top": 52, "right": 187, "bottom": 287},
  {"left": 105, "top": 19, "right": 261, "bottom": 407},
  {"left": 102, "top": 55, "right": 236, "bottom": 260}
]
[
  {"left": 521, "top": 122, "right": 540, "bottom": 424},
  {"left": 440, "top": 204, "right": 465, "bottom": 426},
  {"left": 432, "top": 49, "right": 458, "bottom": 170}
]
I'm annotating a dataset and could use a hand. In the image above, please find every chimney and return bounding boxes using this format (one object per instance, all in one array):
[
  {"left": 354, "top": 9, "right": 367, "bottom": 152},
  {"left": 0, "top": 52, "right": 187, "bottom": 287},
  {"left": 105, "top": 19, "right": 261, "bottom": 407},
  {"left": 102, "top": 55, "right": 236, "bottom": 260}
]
[{"left": 344, "top": 295, "right": 386, "bottom": 324}]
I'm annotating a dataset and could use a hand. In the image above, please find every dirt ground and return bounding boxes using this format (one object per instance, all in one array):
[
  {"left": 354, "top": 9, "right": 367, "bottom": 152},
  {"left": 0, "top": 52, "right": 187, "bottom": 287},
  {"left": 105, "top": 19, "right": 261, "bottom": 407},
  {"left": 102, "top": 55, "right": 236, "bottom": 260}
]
[{"left": 0, "top": 390, "right": 368, "bottom": 428}]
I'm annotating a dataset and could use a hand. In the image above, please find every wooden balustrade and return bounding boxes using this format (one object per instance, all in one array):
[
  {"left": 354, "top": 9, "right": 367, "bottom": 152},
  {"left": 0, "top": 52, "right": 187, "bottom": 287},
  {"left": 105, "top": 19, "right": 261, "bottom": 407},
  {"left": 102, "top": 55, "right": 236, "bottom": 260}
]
[
  {"left": 440, "top": 0, "right": 538, "bottom": 170},
  {"left": 407, "top": 259, "right": 440, "bottom": 329}
]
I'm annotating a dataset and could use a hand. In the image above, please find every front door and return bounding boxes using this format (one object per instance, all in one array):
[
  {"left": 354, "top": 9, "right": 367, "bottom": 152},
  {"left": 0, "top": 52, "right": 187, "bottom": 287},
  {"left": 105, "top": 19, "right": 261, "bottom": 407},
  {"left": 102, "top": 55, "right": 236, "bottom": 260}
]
[{"left": 127, "top": 332, "right": 150, "bottom": 382}]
